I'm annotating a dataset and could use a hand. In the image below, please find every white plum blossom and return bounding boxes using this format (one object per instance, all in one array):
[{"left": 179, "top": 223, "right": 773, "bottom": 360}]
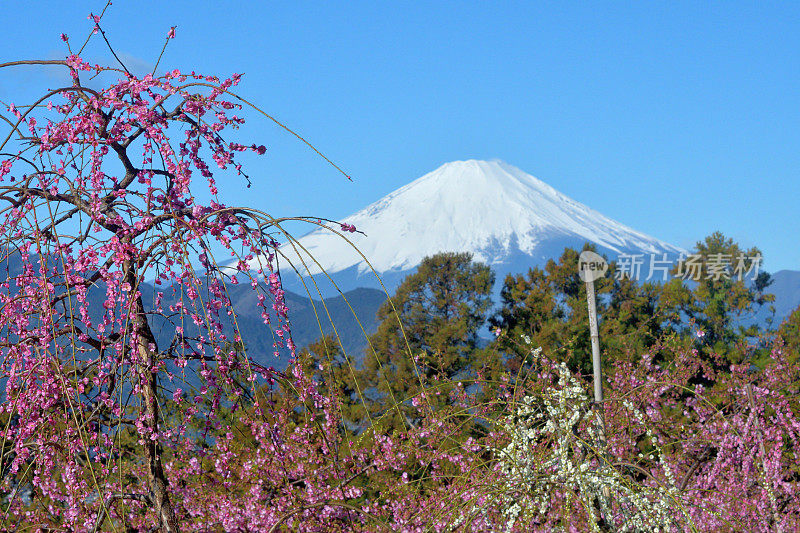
[{"left": 488, "top": 338, "right": 692, "bottom": 532}]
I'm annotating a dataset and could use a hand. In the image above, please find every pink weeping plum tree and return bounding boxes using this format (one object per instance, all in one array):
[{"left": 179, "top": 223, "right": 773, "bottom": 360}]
[{"left": 0, "top": 14, "right": 363, "bottom": 531}]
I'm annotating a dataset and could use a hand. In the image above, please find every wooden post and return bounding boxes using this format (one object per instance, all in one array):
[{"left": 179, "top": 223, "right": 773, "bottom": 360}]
[
  {"left": 585, "top": 279, "right": 604, "bottom": 405},
  {"left": 577, "top": 250, "right": 608, "bottom": 409},
  {"left": 578, "top": 251, "right": 611, "bottom": 520}
]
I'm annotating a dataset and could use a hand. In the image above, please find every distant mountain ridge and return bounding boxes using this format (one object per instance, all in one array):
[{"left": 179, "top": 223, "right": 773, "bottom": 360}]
[
  {"left": 0, "top": 251, "right": 384, "bottom": 377},
  {"left": 753, "top": 269, "right": 800, "bottom": 328}
]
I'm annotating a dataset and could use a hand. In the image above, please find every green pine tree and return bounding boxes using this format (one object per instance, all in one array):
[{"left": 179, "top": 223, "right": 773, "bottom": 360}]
[
  {"left": 363, "top": 252, "right": 495, "bottom": 430},
  {"left": 659, "top": 231, "right": 775, "bottom": 365}
]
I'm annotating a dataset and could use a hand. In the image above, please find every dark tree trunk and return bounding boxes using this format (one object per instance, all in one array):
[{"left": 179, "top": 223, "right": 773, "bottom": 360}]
[{"left": 127, "top": 264, "right": 179, "bottom": 533}]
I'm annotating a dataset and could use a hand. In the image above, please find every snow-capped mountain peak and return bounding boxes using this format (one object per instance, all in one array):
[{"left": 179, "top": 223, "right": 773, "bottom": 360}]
[{"left": 254, "top": 159, "right": 682, "bottom": 294}]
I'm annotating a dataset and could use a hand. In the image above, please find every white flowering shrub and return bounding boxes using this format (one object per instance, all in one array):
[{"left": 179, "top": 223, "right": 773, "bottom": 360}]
[{"left": 490, "top": 338, "right": 693, "bottom": 532}]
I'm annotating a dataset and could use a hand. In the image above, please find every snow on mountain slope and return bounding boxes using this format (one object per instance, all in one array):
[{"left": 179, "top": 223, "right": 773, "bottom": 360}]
[{"left": 265, "top": 159, "right": 682, "bottom": 283}]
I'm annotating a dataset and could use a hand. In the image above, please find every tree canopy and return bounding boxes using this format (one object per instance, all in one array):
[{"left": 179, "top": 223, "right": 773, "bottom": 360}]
[{"left": 363, "top": 252, "right": 496, "bottom": 428}]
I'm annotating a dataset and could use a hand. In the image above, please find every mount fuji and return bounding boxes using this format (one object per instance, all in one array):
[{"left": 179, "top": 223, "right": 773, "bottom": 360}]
[{"left": 270, "top": 159, "right": 683, "bottom": 296}]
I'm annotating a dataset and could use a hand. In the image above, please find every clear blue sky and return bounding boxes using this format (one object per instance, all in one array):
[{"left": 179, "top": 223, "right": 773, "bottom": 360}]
[{"left": 2, "top": 1, "right": 798, "bottom": 271}]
